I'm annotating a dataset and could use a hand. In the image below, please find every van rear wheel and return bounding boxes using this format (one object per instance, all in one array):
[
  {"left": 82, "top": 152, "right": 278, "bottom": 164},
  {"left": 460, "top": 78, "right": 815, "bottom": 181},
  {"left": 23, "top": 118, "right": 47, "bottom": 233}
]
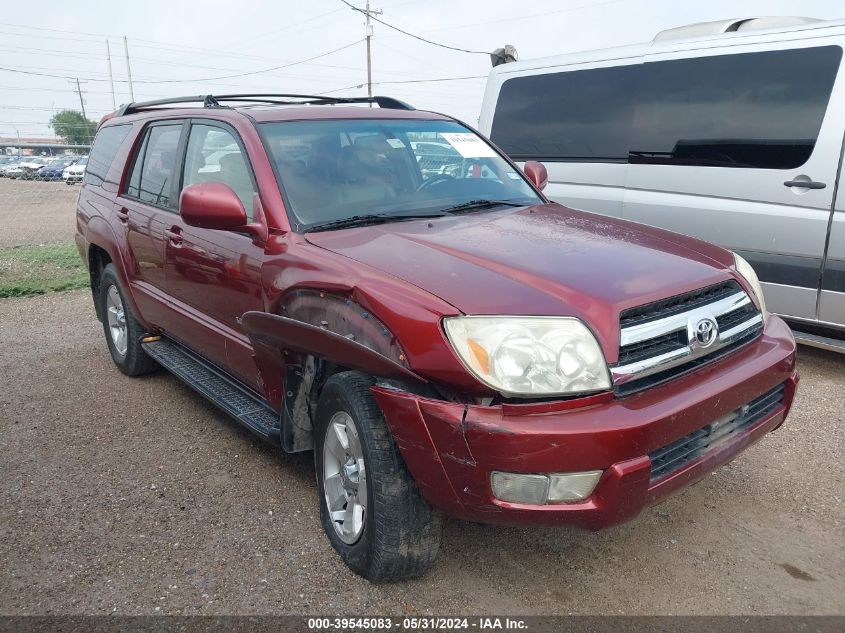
[{"left": 315, "top": 371, "right": 442, "bottom": 581}]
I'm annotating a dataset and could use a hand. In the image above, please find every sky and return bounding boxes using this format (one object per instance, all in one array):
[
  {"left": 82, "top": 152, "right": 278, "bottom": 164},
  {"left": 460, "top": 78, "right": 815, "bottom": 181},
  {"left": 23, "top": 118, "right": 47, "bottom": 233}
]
[{"left": 0, "top": 0, "right": 842, "bottom": 139}]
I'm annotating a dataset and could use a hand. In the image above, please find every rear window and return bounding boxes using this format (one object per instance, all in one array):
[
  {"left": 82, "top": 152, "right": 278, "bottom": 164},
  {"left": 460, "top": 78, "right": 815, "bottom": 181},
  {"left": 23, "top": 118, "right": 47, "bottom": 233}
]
[
  {"left": 490, "top": 45, "right": 842, "bottom": 169},
  {"left": 84, "top": 124, "right": 131, "bottom": 186}
]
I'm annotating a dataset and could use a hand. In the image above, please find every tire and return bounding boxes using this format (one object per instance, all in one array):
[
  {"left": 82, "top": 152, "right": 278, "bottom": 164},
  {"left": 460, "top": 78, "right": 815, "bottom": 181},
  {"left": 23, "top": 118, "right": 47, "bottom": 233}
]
[
  {"left": 98, "top": 263, "right": 158, "bottom": 377},
  {"left": 315, "top": 371, "right": 442, "bottom": 581}
]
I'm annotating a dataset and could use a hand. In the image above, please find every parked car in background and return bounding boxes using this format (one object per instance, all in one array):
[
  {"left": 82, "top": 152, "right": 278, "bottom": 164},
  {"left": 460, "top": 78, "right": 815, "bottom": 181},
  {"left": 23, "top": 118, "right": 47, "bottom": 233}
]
[
  {"left": 0, "top": 156, "right": 23, "bottom": 177},
  {"left": 480, "top": 16, "right": 845, "bottom": 352},
  {"left": 63, "top": 156, "right": 88, "bottom": 184},
  {"left": 6, "top": 156, "right": 50, "bottom": 179},
  {"left": 75, "top": 93, "right": 797, "bottom": 581},
  {"left": 38, "top": 157, "right": 79, "bottom": 181}
]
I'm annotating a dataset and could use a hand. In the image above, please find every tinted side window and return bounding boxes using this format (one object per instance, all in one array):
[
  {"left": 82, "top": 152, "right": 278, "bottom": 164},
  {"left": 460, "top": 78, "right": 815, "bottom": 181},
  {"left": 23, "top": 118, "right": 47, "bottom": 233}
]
[
  {"left": 126, "top": 132, "right": 149, "bottom": 199},
  {"left": 127, "top": 124, "right": 182, "bottom": 208},
  {"left": 490, "top": 65, "right": 638, "bottom": 161},
  {"left": 182, "top": 124, "right": 256, "bottom": 220},
  {"left": 631, "top": 46, "right": 842, "bottom": 169},
  {"left": 84, "top": 124, "right": 131, "bottom": 186}
]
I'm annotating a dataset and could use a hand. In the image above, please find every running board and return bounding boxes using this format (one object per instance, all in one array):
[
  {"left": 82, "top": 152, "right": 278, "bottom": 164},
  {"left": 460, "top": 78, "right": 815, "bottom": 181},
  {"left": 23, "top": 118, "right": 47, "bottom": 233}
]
[
  {"left": 792, "top": 330, "right": 845, "bottom": 354},
  {"left": 142, "top": 337, "right": 281, "bottom": 442}
]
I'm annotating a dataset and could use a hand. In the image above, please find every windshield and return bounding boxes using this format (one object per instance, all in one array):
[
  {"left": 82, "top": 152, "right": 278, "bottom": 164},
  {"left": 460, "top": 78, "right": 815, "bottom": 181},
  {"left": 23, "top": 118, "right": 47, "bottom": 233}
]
[{"left": 260, "top": 119, "right": 542, "bottom": 230}]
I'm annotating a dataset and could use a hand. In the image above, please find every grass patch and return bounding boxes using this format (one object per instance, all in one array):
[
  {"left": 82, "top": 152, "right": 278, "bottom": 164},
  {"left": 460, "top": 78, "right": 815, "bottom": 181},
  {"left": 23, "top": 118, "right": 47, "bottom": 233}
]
[{"left": 0, "top": 244, "right": 88, "bottom": 298}]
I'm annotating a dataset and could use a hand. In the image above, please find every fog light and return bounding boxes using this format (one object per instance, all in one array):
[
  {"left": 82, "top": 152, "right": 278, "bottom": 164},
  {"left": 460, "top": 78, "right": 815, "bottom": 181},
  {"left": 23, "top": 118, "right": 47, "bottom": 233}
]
[
  {"left": 547, "top": 471, "right": 602, "bottom": 503},
  {"left": 491, "top": 472, "right": 549, "bottom": 505},
  {"left": 491, "top": 470, "right": 603, "bottom": 504}
]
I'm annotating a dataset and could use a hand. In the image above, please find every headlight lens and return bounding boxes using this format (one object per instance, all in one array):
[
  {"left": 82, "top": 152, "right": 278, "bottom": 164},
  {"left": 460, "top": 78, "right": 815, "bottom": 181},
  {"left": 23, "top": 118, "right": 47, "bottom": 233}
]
[
  {"left": 443, "top": 316, "right": 610, "bottom": 396},
  {"left": 732, "top": 253, "right": 768, "bottom": 318}
]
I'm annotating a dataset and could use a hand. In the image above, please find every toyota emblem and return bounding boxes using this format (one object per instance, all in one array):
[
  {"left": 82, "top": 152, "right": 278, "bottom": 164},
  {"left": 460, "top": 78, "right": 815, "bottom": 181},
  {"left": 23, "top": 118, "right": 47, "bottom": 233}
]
[{"left": 694, "top": 317, "right": 718, "bottom": 348}]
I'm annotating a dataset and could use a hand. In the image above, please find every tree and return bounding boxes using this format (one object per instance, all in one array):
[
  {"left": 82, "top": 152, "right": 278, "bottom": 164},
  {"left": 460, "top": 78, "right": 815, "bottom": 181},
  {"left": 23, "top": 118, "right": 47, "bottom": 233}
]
[{"left": 49, "top": 110, "right": 97, "bottom": 145}]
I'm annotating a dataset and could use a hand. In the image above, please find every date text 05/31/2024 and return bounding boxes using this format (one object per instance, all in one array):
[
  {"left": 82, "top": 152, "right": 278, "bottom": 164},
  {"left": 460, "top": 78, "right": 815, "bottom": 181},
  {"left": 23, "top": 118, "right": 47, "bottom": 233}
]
[{"left": 307, "top": 617, "right": 528, "bottom": 630}]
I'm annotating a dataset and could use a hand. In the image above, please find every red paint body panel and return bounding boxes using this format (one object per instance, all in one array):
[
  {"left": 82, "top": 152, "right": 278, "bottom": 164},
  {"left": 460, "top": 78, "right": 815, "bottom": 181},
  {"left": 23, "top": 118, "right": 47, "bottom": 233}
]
[{"left": 75, "top": 103, "right": 800, "bottom": 530}]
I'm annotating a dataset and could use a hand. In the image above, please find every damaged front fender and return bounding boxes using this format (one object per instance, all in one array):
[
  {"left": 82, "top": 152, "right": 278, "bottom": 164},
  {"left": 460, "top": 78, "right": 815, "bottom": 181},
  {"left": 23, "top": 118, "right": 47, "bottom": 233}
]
[
  {"left": 240, "top": 309, "right": 427, "bottom": 453},
  {"left": 240, "top": 311, "right": 426, "bottom": 384}
]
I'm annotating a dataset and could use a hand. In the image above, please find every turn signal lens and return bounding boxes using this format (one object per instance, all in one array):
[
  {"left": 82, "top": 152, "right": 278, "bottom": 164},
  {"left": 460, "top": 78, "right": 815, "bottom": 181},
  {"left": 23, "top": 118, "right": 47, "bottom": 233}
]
[{"left": 547, "top": 471, "right": 603, "bottom": 503}]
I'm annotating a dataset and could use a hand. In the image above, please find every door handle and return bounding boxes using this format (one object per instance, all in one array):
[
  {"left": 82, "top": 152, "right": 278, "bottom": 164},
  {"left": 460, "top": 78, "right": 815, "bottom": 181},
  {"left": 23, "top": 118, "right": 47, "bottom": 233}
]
[
  {"left": 164, "top": 227, "right": 183, "bottom": 245},
  {"left": 784, "top": 179, "right": 826, "bottom": 190},
  {"left": 115, "top": 207, "right": 129, "bottom": 223}
]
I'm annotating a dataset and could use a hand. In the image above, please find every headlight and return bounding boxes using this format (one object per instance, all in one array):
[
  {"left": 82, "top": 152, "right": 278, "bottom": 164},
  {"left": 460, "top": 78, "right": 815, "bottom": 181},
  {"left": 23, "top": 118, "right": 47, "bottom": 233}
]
[
  {"left": 443, "top": 316, "right": 610, "bottom": 397},
  {"left": 732, "top": 253, "right": 767, "bottom": 318}
]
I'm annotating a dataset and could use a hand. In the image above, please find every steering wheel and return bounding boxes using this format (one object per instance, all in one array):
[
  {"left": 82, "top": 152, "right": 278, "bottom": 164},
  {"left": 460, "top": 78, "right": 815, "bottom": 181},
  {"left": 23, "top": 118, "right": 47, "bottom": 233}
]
[{"left": 417, "top": 173, "right": 455, "bottom": 191}]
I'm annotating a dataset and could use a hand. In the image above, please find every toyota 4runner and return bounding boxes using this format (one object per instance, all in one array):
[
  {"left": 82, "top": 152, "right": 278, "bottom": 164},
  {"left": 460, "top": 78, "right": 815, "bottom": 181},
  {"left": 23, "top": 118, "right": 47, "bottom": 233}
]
[{"left": 75, "top": 93, "right": 798, "bottom": 581}]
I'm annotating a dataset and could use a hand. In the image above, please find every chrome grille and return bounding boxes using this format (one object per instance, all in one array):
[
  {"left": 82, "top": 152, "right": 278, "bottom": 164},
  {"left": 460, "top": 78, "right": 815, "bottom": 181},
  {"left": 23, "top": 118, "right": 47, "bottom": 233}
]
[
  {"left": 613, "top": 281, "right": 763, "bottom": 394},
  {"left": 649, "top": 383, "right": 786, "bottom": 481}
]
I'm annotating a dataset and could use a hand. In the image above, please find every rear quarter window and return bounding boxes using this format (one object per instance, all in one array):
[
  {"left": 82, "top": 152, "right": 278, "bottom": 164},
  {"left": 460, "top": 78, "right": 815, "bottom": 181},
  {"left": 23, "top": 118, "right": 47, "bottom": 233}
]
[{"left": 84, "top": 124, "right": 132, "bottom": 187}]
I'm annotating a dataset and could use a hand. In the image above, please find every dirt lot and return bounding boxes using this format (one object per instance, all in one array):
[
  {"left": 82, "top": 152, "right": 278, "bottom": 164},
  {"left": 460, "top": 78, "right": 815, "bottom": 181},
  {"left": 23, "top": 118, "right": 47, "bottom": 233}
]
[
  {"left": 0, "top": 289, "right": 843, "bottom": 615},
  {"left": 0, "top": 178, "right": 79, "bottom": 247}
]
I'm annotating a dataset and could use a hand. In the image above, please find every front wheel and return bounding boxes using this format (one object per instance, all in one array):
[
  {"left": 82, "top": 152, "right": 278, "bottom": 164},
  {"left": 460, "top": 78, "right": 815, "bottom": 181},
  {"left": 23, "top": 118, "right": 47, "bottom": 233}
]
[{"left": 315, "top": 371, "right": 442, "bottom": 581}]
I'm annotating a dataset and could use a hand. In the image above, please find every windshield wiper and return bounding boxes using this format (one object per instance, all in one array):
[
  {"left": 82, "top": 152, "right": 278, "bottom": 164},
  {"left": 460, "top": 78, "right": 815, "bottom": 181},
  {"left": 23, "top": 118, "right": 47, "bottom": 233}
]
[
  {"left": 304, "top": 212, "right": 446, "bottom": 233},
  {"left": 439, "top": 199, "right": 527, "bottom": 215}
]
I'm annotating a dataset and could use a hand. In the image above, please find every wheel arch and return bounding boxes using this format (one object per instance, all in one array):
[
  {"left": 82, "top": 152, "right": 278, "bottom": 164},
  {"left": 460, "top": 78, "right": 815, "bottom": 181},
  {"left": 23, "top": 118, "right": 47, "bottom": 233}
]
[{"left": 241, "top": 294, "right": 428, "bottom": 453}]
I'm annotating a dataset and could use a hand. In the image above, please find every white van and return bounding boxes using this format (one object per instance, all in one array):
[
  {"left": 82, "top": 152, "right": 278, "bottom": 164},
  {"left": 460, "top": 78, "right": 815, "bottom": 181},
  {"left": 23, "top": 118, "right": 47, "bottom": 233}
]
[{"left": 479, "top": 17, "right": 845, "bottom": 351}]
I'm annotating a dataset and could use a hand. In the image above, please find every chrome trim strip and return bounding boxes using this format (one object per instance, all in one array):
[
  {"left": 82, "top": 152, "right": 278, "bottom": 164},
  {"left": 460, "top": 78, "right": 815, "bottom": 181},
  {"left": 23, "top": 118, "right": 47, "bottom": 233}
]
[
  {"left": 719, "top": 313, "right": 764, "bottom": 342},
  {"left": 620, "top": 292, "right": 750, "bottom": 346},
  {"left": 612, "top": 346, "right": 691, "bottom": 377}
]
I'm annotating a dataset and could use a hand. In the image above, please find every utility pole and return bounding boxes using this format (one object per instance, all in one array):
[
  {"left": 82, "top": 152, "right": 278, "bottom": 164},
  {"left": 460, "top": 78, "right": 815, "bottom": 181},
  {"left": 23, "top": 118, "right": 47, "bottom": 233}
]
[
  {"left": 106, "top": 39, "right": 116, "bottom": 110},
  {"left": 363, "top": 0, "right": 382, "bottom": 102},
  {"left": 123, "top": 36, "right": 135, "bottom": 101},
  {"left": 69, "top": 78, "right": 88, "bottom": 119}
]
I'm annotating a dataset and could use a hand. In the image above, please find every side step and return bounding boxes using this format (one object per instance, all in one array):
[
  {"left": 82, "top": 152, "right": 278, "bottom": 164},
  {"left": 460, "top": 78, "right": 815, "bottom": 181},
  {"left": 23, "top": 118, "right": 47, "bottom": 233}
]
[
  {"left": 142, "top": 337, "right": 281, "bottom": 442},
  {"left": 792, "top": 330, "right": 845, "bottom": 354}
]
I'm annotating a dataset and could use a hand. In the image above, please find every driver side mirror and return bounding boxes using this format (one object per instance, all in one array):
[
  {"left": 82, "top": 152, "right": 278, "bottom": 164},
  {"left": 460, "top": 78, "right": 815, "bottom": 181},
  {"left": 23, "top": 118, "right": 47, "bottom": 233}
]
[
  {"left": 179, "top": 182, "right": 267, "bottom": 241},
  {"left": 522, "top": 161, "right": 548, "bottom": 191}
]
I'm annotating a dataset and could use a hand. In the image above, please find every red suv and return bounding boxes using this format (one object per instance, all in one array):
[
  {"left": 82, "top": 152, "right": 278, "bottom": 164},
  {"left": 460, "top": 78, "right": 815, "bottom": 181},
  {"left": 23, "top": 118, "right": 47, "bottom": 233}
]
[{"left": 76, "top": 94, "right": 798, "bottom": 581}]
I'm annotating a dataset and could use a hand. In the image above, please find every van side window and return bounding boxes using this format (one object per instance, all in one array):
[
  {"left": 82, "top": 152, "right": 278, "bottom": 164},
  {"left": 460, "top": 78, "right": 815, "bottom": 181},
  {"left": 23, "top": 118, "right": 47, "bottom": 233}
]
[
  {"left": 181, "top": 124, "right": 256, "bottom": 220},
  {"left": 631, "top": 46, "right": 842, "bottom": 170},
  {"left": 84, "top": 124, "right": 132, "bottom": 187},
  {"left": 126, "top": 124, "right": 183, "bottom": 208},
  {"left": 490, "top": 65, "right": 638, "bottom": 162}
]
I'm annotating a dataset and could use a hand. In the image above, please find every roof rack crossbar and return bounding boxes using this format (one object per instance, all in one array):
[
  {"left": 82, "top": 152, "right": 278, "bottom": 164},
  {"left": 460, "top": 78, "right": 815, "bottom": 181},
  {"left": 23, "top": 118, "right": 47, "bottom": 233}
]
[{"left": 115, "top": 93, "right": 414, "bottom": 116}]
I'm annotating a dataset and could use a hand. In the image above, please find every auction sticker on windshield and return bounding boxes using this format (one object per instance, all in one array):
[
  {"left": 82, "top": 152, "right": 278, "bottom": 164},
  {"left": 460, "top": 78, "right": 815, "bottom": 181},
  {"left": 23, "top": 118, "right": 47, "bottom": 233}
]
[{"left": 440, "top": 132, "right": 498, "bottom": 158}]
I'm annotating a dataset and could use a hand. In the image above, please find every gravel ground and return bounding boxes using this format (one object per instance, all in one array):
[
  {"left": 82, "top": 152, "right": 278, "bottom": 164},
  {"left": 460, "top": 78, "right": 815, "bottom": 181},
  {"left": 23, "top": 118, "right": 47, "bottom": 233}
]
[
  {"left": 0, "top": 290, "right": 843, "bottom": 615},
  {"left": 0, "top": 178, "right": 78, "bottom": 247}
]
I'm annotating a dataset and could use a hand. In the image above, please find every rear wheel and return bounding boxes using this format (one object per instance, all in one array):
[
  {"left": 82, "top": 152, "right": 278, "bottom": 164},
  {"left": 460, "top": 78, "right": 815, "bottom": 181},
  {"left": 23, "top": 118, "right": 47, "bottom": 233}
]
[
  {"left": 315, "top": 371, "right": 442, "bottom": 581},
  {"left": 99, "top": 264, "right": 158, "bottom": 376}
]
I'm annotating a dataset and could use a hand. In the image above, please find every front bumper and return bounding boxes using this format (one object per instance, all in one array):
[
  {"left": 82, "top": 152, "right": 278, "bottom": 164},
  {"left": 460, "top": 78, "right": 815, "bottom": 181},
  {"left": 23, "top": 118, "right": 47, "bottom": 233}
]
[{"left": 372, "top": 315, "right": 797, "bottom": 530}]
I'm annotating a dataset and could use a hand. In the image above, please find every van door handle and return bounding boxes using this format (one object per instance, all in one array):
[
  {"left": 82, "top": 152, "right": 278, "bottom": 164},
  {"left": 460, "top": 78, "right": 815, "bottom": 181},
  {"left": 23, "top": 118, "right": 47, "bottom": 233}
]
[
  {"left": 115, "top": 207, "right": 129, "bottom": 223},
  {"left": 784, "top": 179, "right": 826, "bottom": 190}
]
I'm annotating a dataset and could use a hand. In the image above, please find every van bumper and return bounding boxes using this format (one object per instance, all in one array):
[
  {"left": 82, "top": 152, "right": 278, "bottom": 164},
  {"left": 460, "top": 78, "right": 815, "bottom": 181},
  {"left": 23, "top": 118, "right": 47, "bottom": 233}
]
[{"left": 372, "top": 316, "right": 797, "bottom": 529}]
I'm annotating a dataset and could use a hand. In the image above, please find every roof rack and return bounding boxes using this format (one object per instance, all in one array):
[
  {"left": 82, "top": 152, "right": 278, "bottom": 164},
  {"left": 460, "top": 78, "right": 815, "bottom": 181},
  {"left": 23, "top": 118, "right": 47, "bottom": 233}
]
[{"left": 115, "top": 93, "right": 415, "bottom": 117}]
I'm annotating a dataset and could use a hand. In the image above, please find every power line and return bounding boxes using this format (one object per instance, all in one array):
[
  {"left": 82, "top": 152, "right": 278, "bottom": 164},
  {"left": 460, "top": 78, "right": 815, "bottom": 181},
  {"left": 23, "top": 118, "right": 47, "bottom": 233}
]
[
  {"left": 0, "top": 40, "right": 364, "bottom": 85},
  {"left": 338, "top": 0, "right": 489, "bottom": 55},
  {"left": 325, "top": 73, "right": 486, "bottom": 94}
]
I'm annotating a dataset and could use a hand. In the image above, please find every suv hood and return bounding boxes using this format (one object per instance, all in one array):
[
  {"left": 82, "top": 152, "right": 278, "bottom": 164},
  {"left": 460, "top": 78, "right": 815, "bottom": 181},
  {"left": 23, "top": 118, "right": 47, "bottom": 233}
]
[{"left": 306, "top": 203, "right": 736, "bottom": 358}]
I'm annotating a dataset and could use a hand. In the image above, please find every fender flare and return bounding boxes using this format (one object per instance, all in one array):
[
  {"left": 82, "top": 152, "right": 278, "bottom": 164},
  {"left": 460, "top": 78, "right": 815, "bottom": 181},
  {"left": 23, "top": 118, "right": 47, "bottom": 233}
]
[
  {"left": 85, "top": 217, "right": 149, "bottom": 328},
  {"left": 240, "top": 311, "right": 425, "bottom": 384},
  {"left": 241, "top": 311, "right": 427, "bottom": 453}
]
